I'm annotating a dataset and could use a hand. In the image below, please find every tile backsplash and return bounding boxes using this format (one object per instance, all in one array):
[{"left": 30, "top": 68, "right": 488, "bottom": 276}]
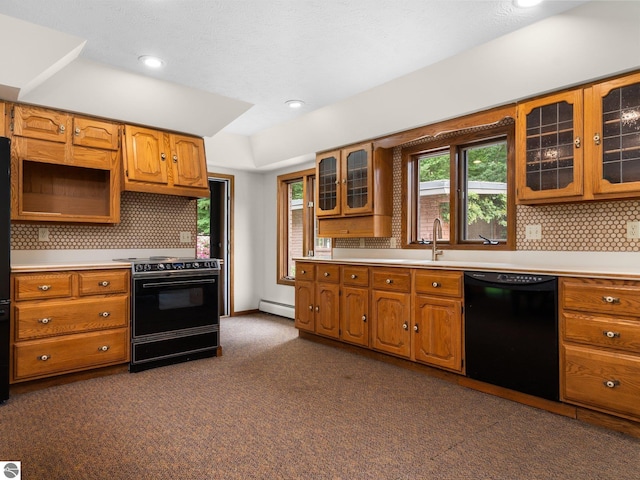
[{"left": 11, "top": 192, "right": 197, "bottom": 250}]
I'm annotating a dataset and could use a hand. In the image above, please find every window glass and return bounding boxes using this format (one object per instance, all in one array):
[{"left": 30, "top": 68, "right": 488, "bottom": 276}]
[
  {"left": 462, "top": 141, "right": 508, "bottom": 241},
  {"left": 417, "top": 151, "right": 450, "bottom": 242},
  {"left": 286, "top": 180, "right": 304, "bottom": 278}
]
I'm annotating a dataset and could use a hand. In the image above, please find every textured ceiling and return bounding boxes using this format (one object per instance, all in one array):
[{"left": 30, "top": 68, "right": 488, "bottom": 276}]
[{"left": 0, "top": 0, "right": 589, "bottom": 136}]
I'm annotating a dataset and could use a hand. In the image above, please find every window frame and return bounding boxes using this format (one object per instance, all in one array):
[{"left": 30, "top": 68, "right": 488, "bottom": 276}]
[
  {"left": 277, "top": 168, "right": 316, "bottom": 285},
  {"left": 402, "top": 122, "right": 515, "bottom": 251}
]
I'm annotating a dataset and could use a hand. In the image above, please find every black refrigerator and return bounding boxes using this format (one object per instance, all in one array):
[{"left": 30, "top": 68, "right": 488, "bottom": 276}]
[{"left": 0, "top": 137, "right": 10, "bottom": 402}]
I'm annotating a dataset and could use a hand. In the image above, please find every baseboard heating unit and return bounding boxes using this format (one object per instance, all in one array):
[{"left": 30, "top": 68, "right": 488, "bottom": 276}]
[{"left": 259, "top": 300, "right": 294, "bottom": 319}]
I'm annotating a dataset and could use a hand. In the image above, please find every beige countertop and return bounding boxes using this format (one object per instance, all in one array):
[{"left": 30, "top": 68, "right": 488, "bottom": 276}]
[{"left": 11, "top": 260, "right": 131, "bottom": 273}]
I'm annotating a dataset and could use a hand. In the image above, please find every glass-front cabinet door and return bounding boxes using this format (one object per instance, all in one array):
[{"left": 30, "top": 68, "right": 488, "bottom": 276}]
[
  {"left": 516, "top": 89, "right": 584, "bottom": 202},
  {"left": 587, "top": 72, "right": 640, "bottom": 197},
  {"left": 316, "top": 150, "right": 341, "bottom": 217},
  {"left": 341, "top": 143, "right": 373, "bottom": 215}
]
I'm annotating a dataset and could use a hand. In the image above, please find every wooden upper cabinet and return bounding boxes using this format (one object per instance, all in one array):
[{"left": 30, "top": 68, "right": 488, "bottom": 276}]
[
  {"left": 72, "top": 116, "right": 119, "bottom": 151},
  {"left": 1, "top": 102, "right": 5, "bottom": 137},
  {"left": 517, "top": 71, "right": 640, "bottom": 204},
  {"left": 516, "top": 89, "right": 584, "bottom": 203},
  {"left": 12, "top": 105, "right": 71, "bottom": 143},
  {"left": 316, "top": 142, "right": 392, "bottom": 237},
  {"left": 586, "top": 71, "right": 640, "bottom": 199},
  {"left": 122, "top": 125, "right": 209, "bottom": 197}
]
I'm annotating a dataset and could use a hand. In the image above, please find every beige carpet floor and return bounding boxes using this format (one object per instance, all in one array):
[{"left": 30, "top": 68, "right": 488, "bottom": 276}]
[{"left": 0, "top": 313, "right": 638, "bottom": 479}]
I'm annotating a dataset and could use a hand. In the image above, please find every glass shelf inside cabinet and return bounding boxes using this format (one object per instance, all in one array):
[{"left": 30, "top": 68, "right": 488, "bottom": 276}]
[
  {"left": 601, "top": 81, "right": 640, "bottom": 184},
  {"left": 525, "top": 102, "right": 574, "bottom": 191}
]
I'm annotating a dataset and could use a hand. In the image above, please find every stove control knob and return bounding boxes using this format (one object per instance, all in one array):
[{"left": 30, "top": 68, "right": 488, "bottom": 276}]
[
  {"left": 164, "top": 263, "right": 172, "bottom": 270},
  {"left": 192, "top": 262, "right": 200, "bottom": 268},
  {"left": 157, "top": 264, "right": 165, "bottom": 270}
]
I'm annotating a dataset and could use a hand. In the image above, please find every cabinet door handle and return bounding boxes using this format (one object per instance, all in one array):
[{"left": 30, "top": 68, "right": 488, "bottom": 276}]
[
  {"left": 59, "top": 124, "right": 66, "bottom": 134},
  {"left": 161, "top": 153, "right": 167, "bottom": 161},
  {"left": 603, "top": 330, "right": 620, "bottom": 338},
  {"left": 603, "top": 380, "right": 620, "bottom": 389},
  {"left": 38, "top": 317, "right": 52, "bottom": 324},
  {"left": 602, "top": 296, "right": 620, "bottom": 304},
  {"left": 413, "top": 324, "right": 419, "bottom": 332},
  {"left": 402, "top": 323, "right": 408, "bottom": 330},
  {"left": 574, "top": 136, "right": 581, "bottom": 148},
  {"left": 362, "top": 315, "right": 367, "bottom": 322},
  {"left": 432, "top": 282, "right": 441, "bottom": 288},
  {"left": 39, "top": 354, "right": 50, "bottom": 361},
  {"left": 98, "top": 281, "right": 111, "bottom": 287},
  {"left": 99, "top": 311, "right": 111, "bottom": 318},
  {"left": 593, "top": 133, "right": 601, "bottom": 145},
  {"left": 351, "top": 274, "right": 357, "bottom": 279},
  {"left": 386, "top": 279, "right": 393, "bottom": 284},
  {"left": 315, "top": 306, "right": 319, "bottom": 312},
  {"left": 75, "top": 127, "right": 81, "bottom": 136},
  {"left": 38, "top": 285, "right": 51, "bottom": 291},
  {"left": 173, "top": 154, "right": 178, "bottom": 163},
  {"left": 98, "top": 345, "right": 110, "bottom": 352},
  {"left": 308, "top": 304, "right": 313, "bottom": 311}
]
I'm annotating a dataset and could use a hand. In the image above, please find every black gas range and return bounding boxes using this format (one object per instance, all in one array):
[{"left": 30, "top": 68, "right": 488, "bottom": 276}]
[{"left": 114, "top": 257, "right": 220, "bottom": 372}]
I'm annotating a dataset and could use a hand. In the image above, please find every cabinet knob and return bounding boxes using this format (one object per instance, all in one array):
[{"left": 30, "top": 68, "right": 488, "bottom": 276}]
[
  {"left": 402, "top": 323, "right": 408, "bottom": 330},
  {"left": 173, "top": 154, "right": 178, "bottom": 163},
  {"left": 161, "top": 153, "right": 167, "bottom": 161},
  {"left": 386, "top": 279, "right": 393, "bottom": 284},
  {"left": 603, "top": 330, "right": 620, "bottom": 338},
  {"left": 603, "top": 380, "right": 620, "bottom": 389},
  {"left": 308, "top": 304, "right": 313, "bottom": 311},
  {"left": 362, "top": 315, "right": 367, "bottom": 322},
  {"left": 351, "top": 274, "right": 357, "bottom": 279},
  {"left": 324, "top": 272, "right": 330, "bottom": 277},
  {"left": 99, "top": 311, "right": 111, "bottom": 318},
  {"left": 38, "top": 285, "right": 51, "bottom": 291},
  {"left": 413, "top": 324, "right": 419, "bottom": 332},
  {"left": 98, "top": 345, "right": 110, "bottom": 352},
  {"left": 602, "top": 296, "right": 620, "bottom": 304},
  {"left": 335, "top": 180, "right": 340, "bottom": 185},
  {"left": 38, "top": 317, "right": 52, "bottom": 324},
  {"left": 315, "top": 306, "right": 319, "bottom": 312},
  {"left": 39, "top": 354, "right": 50, "bottom": 361},
  {"left": 75, "top": 127, "right": 81, "bottom": 136},
  {"left": 593, "top": 133, "right": 601, "bottom": 145},
  {"left": 300, "top": 270, "right": 306, "bottom": 274},
  {"left": 59, "top": 124, "right": 66, "bottom": 134},
  {"left": 98, "top": 281, "right": 111, "bottom": 287},
  {"left": 432, "top": 282, "right": 441, "bottom": 288},
  {"left": 574, "top": 136, "right": 581, "bottom": 148}
]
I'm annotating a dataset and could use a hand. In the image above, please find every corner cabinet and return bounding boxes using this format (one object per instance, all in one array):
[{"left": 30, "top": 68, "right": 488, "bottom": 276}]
[
  {"left": 9, "top": 104, "right": 121, "bottom": 223},
  {"left": 516, "top": 71, "right": 640, "bottom": 204},
  {"left": 122, "top": 125, "right": 210, "bottom": 198},
  {"left": 316, "top": 142, "right": 392, "bottom": 238}
]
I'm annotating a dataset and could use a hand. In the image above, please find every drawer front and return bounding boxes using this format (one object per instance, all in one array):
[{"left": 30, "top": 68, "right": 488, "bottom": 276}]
[
  {"left": 562, "top": 278, "right": 640, "bottom": 317},
  {"left": 72, "top": 117, "right": 120, "bottom": 150},
  {"left": 295, "top": 262, "right": 315, "bottom": 281},
  {"left": 78, "top": 269, "right": 130, "bottom": 296},
  {"left": 13, "top": 328, "right": 129, "bottom": 382},
  {"left": 14, "top": 273, "right": 73, "bottom": 301},
  {"left": 371, "top": 268, "right": 411, "bottom": 292},
  {"left": 14, "top": 296, "right": 128, "bottom": 340},
  {"left": 563, "top": 344, "right": 640, "bottom": 419},
  {"left": 342, "top": 266, "right": 369, "bottom": 287},
  {"left": 414, "top": 270, "right": 462, "bottom": 297},
  {"left": 316, "top": 264, "right": 340, "bottom": 284},
  {"left": 563, "top": 312, "right": 640, "bottom": 354},
  {"left": 12, "top": 105, "right": 70, "bottom": 143}
]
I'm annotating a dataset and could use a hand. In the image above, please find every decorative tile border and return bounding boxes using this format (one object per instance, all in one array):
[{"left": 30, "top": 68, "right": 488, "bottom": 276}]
[{"left": 11, "top": 192, "right": 197, "bottom": 250}]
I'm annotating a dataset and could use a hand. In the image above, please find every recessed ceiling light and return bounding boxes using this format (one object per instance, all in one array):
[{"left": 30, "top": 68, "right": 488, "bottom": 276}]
[
  {"left": 285, "top": 100, "right": 305, "bottom": 109},
  {"left": 138, "top": 55, "right": 165, "bottom": 68},
  {"left": 514, "top": 0, "right": 543, "bottom": 7}
]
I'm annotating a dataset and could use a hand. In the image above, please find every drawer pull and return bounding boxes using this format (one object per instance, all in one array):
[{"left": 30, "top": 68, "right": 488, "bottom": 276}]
[
  {"left": 38, "top": 285, "right": 51, "bottom": 291},
  {"left": 300, "top": 270, "right": 306, "bottom": 275},
  {"left": 386, "top": 279, "right": 393, "bottom": 284},
  {"left": 432, "top": 282, "right": 441, "bottom": 288},
  {"left": 324, "top": 272, "right": 330, "bottom": 277},
  {"left": 604, "top": 380, "right": 620, "bottom": 389},
  {"left": 402, "top": 322, "right": 408, "bottom": 330},
  {"left": 362, "top": 315, "right": 367, "bottom": 322},
  {"left": 38, "top": 354, "right": 50, "bottom": 361},
  {"left": 351, "top": 274, "right": 358, "bottom": 279},
  {"left": 99, "top": 311, "right": 111, "bottom": 318},
  {"left": 602, "top": 296, "right": 620, "bottom": 304},
  {"left": 603, "top": 330, "right": 620, "bottom": 339},
  {"left": 38, "top": 317, "right": 52, "bottom": 325},
  {"left": 98, "top": 281, "right": 111, "bottom": 287},
  {"left": 98, "top": 345, "right": 110, "bottom": 352}
]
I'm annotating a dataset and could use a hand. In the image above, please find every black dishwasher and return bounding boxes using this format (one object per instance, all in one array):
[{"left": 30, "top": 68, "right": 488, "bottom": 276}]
[{"left": 464, "top": 271, "right": 558, "bottom": 401}]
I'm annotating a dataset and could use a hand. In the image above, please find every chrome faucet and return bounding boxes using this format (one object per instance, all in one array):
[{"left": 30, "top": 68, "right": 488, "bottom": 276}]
[{"left": 432, "top": 217, "right": 443, "bottom": 261}]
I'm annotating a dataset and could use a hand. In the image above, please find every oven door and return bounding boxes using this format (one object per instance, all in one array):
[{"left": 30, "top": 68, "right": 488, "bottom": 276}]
[{"left": 133, "top": 273, "right": 219, "bottom": 338}]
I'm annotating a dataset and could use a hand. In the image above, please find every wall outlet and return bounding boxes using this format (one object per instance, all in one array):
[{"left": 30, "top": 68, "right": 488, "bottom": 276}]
[
  {"left": 179, "top": 231, "right": 192, "bottom": 243},
  {"left": 390, "top": 237, "right": 397, "bottom": 249},
  {"left": 359, "top": 238, "right": 365, "bottom": 248},
  {"left": 627, "top": 221, "right": 640, "bottom": 240},
  {"left": 525, "top": 224, "right": 542, "bottom": 240},
  {"left": 38, "top": 228, "right": 50, "bottom": 242}
]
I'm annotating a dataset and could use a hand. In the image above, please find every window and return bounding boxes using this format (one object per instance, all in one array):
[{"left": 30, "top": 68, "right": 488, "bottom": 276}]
[
  {"left": 403, "top": 121, "right": 515, "bottom": 249},
  {"left": 277, "top": 169, "right": 331, "bottom": 285}
]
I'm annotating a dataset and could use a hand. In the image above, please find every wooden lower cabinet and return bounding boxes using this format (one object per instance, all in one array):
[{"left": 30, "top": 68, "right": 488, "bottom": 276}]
[
  {"left": 412, "top": 295, "right": 462, "bottom": 372},
  {"left": 294, "top": 280, "right": 315, "bottom": 333},
  {"left": 314, "top": 282, "right": 340, "bottom": 339},
  {"left": 11, "top": 268, "right": 130, "bottom": 383},
  {"left": 293, "top": 262, "right": 340, "bottom": 339},
  {"left": 340, "top": 286, "right": 369, "bottom": 347},
  {"left": 371, "top": 290, "right": 411, "bottom": 358}
]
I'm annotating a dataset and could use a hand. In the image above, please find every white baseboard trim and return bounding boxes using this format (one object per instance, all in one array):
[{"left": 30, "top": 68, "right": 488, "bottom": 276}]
[{"left": 259, "top": 299, "right": 295, "bottom": 319}]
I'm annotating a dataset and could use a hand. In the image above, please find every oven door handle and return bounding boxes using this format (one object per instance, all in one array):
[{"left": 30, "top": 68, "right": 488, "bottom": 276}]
[{"left": 142, "top": 279, "right": 216, "bottom": 288}]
